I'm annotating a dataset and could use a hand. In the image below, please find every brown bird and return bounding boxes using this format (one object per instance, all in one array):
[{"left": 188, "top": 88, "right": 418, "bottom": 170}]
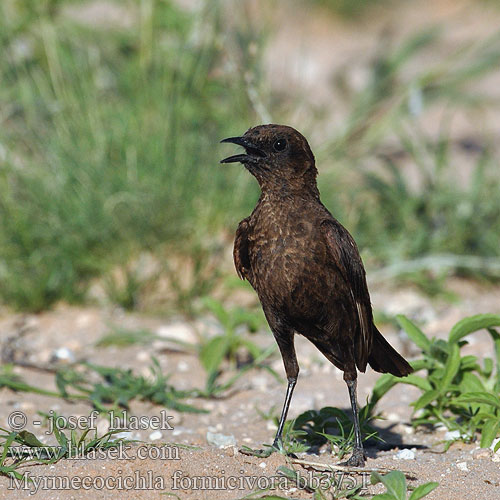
[{"left": 221, "top": 124, "right": 412, "bottom": 466}]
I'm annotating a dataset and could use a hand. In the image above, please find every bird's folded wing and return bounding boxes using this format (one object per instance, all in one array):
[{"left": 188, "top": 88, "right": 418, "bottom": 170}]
[
  {"left": 320, "top": 219, "right": 373, "bottom": 370},
  {"left": 233, "top": 217, "right": 252, "bottom": 280}
]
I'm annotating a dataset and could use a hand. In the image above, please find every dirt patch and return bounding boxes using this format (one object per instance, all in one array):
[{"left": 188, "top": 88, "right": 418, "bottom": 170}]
[{"left": 1, "top": 278, "right": 499, "bottom": 499}]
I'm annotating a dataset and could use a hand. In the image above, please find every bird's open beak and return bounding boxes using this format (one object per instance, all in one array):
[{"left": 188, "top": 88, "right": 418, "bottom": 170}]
[{"left": 220, "top": 136, "right": 266, "bottom": 164}]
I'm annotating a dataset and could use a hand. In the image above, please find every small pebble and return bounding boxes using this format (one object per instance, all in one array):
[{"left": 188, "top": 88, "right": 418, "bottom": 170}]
[
  {"left": 177, "top": 361, "right": 189, "bottom": 372},
  {"left": 393, "top": 449, "right": 415, "bottom": 460},
  {"left": 386, "top": 413, "right": 400, "bottom": 422},
  {"left": 456, "top": 462, "right": 468, "bottom": 472},
  {"left": 136, "top": 351, "right": 149, "bottom": 362},
  {"left": 206, "top": 432, "right": 237, "bottom": 448},
  {"left": 51, "top": 347, "right": 75, "bottom": 363},
  {"left": 444, "top": 430, "right": 461, "bottom": 441},
  {"left": 149, "top": 431, "right": 162, "bottom": 441},
  {"left": 259, "top": 462, "right": 267, "bottom": 468}
]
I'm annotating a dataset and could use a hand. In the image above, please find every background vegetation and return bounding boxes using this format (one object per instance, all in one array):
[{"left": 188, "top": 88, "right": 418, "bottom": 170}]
[{"left": 1, "top": 0, "right": 500, "bottom": 314}]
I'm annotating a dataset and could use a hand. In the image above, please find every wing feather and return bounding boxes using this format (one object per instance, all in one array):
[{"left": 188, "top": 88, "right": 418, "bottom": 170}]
[
  {"left": 233, "top": 218, "right": 252, "bottom": 281},
  {"left": 320, "top": 219, "right": 373, "bottom": 370}
]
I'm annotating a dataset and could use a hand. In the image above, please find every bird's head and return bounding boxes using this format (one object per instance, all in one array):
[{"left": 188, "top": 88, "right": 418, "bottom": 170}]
[{"left": 220, "top": 124, "right": 318, "bottom": 194}]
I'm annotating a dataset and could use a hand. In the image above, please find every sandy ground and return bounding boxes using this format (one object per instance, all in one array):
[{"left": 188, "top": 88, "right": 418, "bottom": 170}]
[{"left": 0, "top": 279, "right": 499, "bottom": 500}]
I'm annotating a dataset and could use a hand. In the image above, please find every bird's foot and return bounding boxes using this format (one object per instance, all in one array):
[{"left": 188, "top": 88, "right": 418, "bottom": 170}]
[{"left": 340, "top": 447, "right": 366, "bottom": 467}]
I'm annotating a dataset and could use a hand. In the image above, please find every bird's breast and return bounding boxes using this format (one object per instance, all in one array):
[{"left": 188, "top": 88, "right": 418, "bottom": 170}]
[{"left": 247, "top": 207, "right": 335, "bottom": 315}]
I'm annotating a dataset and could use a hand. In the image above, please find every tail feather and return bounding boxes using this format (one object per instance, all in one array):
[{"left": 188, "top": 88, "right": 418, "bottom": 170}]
[{"left": 368, "top": 328, "right": 413, "bottom": 377}]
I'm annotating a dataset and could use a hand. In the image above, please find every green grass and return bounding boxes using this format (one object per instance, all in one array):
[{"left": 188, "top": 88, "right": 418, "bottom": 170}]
[
  {"left": 1, "top": 2, "right": 500, "bottom": 312},
  {"left": 0, "top": 0, "right": 258, "bottom": 311}
]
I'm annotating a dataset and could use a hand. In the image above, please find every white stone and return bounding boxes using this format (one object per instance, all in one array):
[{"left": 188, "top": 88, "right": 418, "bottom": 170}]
[
  {"left": 393, "top": 449, "right": 415, "bottom": 460},
  {"left": 444, "top": 430, "right": 461, "bottom": 441},
  {"left": 51, "top": 347, "right": 75, "bottom": 363},
  {"left": 206, "top": 432, "right": 237, "bottom": 448},
  {"left": 177, "top": 361, "right": 189, "bottom": 372},
  {"left": 156, "top": 323, "right": 197, "bottom": 344},
  {"left": 149, "top": 431, "right": 162, "bottom": 441}
]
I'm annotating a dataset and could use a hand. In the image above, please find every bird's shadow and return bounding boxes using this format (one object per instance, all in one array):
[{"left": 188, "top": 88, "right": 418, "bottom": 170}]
[
  {"left": 294, "top": 405, "right": 429, "bottom": 460},
  {"left": 363, "top": 421, "right": 428, "bottom": 459}
]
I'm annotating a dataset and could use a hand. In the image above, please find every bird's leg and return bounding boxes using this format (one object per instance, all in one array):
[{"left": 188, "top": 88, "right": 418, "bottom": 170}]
[
  {"left": 270, "top": 330, "right": 299, "bottom": 452},
  {"left": 272, "top": 376, "right": 297, "bottom": 450},
  {"left": 342, "top": 374, "right": 366, "bottom": 467}
]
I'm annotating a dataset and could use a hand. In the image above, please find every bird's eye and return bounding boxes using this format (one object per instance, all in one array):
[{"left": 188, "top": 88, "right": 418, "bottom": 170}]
[{"left": 273, "top": 139, "right": 287, "bottom": 152}]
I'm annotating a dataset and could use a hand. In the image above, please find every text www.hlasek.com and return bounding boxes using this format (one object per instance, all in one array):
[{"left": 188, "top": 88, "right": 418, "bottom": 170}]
[{"left": 7, "top": 442, "right": 180, "bottom": 461}]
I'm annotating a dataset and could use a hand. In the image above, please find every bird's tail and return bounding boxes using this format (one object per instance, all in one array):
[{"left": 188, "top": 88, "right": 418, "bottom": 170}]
[{"left": 368, "top": 327, "right": 413, "bottom": 377}]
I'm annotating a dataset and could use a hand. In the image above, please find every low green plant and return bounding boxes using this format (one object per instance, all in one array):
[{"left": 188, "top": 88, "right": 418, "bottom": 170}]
[
  {"left": 199, "top": 297, "right": 277, "bottom": 394},
  {"left": 55, "top": 359, "right": 205, "bottom": 413},
  {"left": 96, "top": 327, "right": 160, "bottom": 347},
  {"left": 0, "top": 357, "right": 209, "bottom": 414},
  {"left": 0, "top": 364, "right": 80, "bottom": 399},
  {"left": 371, "top": 313, "right": 500, "bottom": 449},
  {"left": 0, "top": 425, "right": 130, "bottom": 480},
  {"left": 290, "top": 406, "right": 380, "bottom": 459},
  {"left": 371, "top": 471, "right": 438, "bottom": 500}
]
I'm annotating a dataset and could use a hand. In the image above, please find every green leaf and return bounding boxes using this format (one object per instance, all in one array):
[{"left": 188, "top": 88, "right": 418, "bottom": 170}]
[
  {"left": 409, "top": 481, "right": 439, "bottom": 500},
  {"left": 16, "top": 431, "right": 45, "bottom": 448},
  {"left": 459, "top": 372, "right": 486, "bottom": 393},
  {"left": 371, "top": 471, "right": 407, "bottom": 500},
  {"left": 370, "top": 374, "right": 399, "bottom": 406},
  {"left": 457, "top": 392, "right": 500, "bottom": 409},
  {"left": 479, "top": 419, "right": 500, "bottom": 448},
  {"left": 397, "top": 315, "right": 431, "bottom": 352},
  {"left": 440, "top": 343, "right": 460, "bottom": 393},
  {"left": 413, "top": 390, "right": 439, "bottom": 410},
  {"left": 449, "top": 314, "right": 500, "bottom": 344},
  {"left": 199, "top": 335, "right": 229, "bottom": 374},
  {"left": 202, "top": 297, "right": 228, "bottom": 325},
  {"left": 1, "top": 432, "right": 17, "bottom": 465},
  {"left": 400, "top": 375, "right": 432, "bottom": 392}
]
